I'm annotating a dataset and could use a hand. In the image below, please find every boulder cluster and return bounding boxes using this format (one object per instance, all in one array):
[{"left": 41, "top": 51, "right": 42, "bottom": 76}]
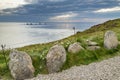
[{"left": 8, "top": 30, "right": 119, "bottom": 80}]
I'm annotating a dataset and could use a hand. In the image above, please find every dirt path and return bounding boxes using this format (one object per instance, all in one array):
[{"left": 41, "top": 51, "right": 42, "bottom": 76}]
[{"left": 27, "top": 56, "right": 120, "bottom": 80}]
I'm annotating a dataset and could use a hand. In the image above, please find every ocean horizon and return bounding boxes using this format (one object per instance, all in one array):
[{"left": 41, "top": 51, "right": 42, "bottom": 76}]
[{"left": 0, "top": 22, "right": 97, "bottom": 49}]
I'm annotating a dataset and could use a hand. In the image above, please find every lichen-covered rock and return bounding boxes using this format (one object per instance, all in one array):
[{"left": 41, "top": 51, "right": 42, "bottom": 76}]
[
  {"left": 104, "top": 31, "right": 118, "bottom": 49},
  {"left": 9, "top": 50, "right": 35, "bottom": 80},
  {"left": 87, "top": 46, "right": 100, "bottom": 50},
  {"left": 46, "top": 45, "right": 66, "bottom": 73},
  {"left": 68, "top": 42, "right": 84, "bottom": 53}
]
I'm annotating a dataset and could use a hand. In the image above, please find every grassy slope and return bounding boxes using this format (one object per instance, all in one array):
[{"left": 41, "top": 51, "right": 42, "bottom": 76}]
[{"left": 0, "top": 18, "right": 120, "bottom": 79}]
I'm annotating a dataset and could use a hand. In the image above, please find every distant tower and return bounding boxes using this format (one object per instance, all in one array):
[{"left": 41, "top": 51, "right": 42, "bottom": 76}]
[{"left": 73, "top": 27, "right": 76, "bottom": 35}]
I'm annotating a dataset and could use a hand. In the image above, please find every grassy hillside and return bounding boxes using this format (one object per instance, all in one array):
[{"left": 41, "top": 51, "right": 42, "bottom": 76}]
[
  {"left": 84, "top": 18, "right": 120, "bottom": 33},
  {"left": 0, "top": 18, "right": 120, "bottom": 79}
]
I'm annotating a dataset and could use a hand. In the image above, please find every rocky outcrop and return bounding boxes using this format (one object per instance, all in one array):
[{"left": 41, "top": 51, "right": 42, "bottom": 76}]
[
  {"left": 104, "top": 31, "right": 118, "bottom": 49},
  {"left": 9, "top": 50, "right": 35, "bottom": 80},
  {"left": 68, "top": 42, "right": 84, "bottom": 53},
  {"left": 46, "top": 45, "right": 66, "bottom": 73}
]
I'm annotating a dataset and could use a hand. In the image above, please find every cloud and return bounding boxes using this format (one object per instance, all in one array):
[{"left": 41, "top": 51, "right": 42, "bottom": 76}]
[
  {"left": 94, "top": 7, "right": 120, "bottom": 13},
  {"left": 50, "top": 12, "right": 78, "bottom": 20},
  {"left": 48, "top": 0, "right": 66, "bottom": 2},
  {"left": 0, "top": 10, "right": 12, "bottom": 15},
  {"left": 0, "top": 0, "right": 38, "bottom": 15},
  {"left": 0, "top": 0, "right": 30, "bottom": 10},
  {"left": 1, "top": 0, "right": 119, "bottom": 15},
  {"left": 0, "top": 0, "right": 120, "bottom": 22}
]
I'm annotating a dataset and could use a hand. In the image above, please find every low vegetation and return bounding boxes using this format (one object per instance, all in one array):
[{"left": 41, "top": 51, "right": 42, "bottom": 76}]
[{"left": 0, "top": 18, "right": 120, "bottom": 79}]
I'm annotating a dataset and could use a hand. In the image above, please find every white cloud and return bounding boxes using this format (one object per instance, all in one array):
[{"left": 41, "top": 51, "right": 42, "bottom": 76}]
[
  {"left": 50, "top": 12, "right": 78, "bottom": 20},
  {"left": 0, "top": 0, "right": 39, "bottom": 10},
  {"left": 0, "top": 0, "right": 30, "bottom": 10},
  {"left": 0, "top": 8, "right": 20, "bottom": 15},
  {"left": 0, "top": 10, "right": 11, "bottom": 15},
  {"left": 48, "top": 0, "right": 66, "bottom": 2},
  {"left": 94, "top": 7, "right": 120, "bottom": 13},
  {"left": 0, "top": 0, "right": 37, "bottom": 15}
]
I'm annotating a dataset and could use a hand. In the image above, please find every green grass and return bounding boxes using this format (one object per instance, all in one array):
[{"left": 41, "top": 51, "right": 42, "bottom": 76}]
[
  {"left": 0, "top": 18, "right": 120, "bottom": 79},
  {"left": 61, "top": 46, "right": 120, "bottom": 70},
  {"left": 0, "top": 50, "right": 12, "bottom": 80}
]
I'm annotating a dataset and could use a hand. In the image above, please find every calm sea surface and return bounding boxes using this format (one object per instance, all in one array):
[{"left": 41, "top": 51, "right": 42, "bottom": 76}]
[{"left": 0, "top": 22, "right": 96, "bottom": 49}]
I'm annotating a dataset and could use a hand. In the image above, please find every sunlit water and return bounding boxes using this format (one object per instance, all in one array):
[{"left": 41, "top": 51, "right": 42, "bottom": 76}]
[{"left": 0, "top": 22, "right": 96, "bottom": 49}]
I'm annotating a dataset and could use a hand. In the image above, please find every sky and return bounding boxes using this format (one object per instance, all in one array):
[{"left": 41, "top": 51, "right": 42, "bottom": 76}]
[{"left": 0, "top": 0, "right": 120, "bottom": 22}]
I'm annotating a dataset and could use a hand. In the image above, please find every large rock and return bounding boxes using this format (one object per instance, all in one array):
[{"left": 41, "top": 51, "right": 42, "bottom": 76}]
[
  {"left": 68, "top": 42, "right": 84, "bottom": 53},
  {"left": 9, "top": 50, "right": 35, "bottom": 80},
  {"left": 46, "top": 45, "right": 66, "bottom": 73},
  {"left": 104, "top": 31, "right": 118, "bottom": 49}
]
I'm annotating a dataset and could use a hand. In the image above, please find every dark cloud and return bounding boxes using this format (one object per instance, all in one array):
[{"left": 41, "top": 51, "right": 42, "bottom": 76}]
[
  {"left": 19, "top": 0, "right": 120, "bottom": 14},
  {"left": 0, "top": 0, "right": 120, "bottom": 22}
]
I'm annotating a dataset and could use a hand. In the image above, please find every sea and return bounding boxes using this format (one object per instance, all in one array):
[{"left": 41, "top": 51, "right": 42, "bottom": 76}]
[{"left": 0, "top": 22, "right": 97, "bottom": 49}]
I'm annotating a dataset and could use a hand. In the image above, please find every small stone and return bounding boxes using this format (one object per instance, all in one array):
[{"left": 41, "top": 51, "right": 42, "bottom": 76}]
[
  {"left": 68, "top": 42, "right": 84, "bottom": 53},
  {"left": 86, "top": 40, "right": 98, "bottom": 46}
]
